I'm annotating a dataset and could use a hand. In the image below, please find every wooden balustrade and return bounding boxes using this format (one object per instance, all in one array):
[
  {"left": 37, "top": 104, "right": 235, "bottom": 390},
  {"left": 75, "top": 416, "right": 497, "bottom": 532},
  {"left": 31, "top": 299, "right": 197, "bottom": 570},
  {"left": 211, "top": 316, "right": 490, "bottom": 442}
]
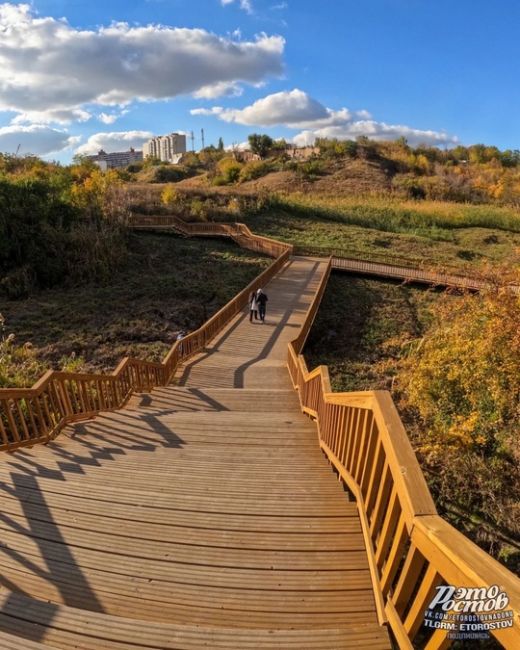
[
  {"left": 0, "top": 217, "right": 292, "bottom": 451},
  {"left": 287, "top": 257, "right": 520, "bottom": 649},
  {"left": 128, "top": 214, "right": 289, "bottom": 258}
]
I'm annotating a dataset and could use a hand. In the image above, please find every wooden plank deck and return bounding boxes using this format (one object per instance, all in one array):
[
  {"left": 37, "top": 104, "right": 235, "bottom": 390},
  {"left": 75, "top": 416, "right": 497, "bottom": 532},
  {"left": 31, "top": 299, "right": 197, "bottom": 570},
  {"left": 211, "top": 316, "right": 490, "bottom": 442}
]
[{"left": 0, "top": 257, "right": 391, "bottom": 648}]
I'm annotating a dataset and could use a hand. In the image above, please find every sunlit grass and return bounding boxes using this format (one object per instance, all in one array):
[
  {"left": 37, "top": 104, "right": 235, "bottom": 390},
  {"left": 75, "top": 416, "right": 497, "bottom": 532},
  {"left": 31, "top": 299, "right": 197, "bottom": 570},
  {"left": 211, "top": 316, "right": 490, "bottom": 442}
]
[{"left": 278, "top": 193, "right": 520, "bottom": 234}]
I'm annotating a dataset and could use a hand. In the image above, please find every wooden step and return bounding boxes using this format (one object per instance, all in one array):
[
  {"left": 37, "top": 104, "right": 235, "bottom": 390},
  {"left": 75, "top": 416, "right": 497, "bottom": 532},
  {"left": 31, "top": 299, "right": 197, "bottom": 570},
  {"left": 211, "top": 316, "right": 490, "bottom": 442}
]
[{"left": 0, "top": 590, "right": 392, "bottom": 649}]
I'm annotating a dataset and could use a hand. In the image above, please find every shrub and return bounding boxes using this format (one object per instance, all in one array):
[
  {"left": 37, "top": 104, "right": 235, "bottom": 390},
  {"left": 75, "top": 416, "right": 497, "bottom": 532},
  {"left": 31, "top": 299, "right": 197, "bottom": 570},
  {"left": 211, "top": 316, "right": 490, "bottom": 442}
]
[
  {"left": 296, "top": 159, "right": 327, "bottom": 180},
  {"left": 126, "top": 162, "right": 143, "bottom": 173},
  {"left": 400, "top": 279, "right": 520, "bottom": 552},
  {"left": 152, "top": 165, "right": 190, "bottom": 183},
  {"left": 0, "top": 171, "right": 128, "bottom": 297},
  {"left": 161, "top": 184, "right": 179, "bottom": 207},
  {"left": 214, "top": 157, "right": 242, "bottom": 185},
  {"left": 0, "top": 314, "right": 46, "bottom": 387},
  {"left": 239, "top": 160, "right": 273, "bottom": 182}
]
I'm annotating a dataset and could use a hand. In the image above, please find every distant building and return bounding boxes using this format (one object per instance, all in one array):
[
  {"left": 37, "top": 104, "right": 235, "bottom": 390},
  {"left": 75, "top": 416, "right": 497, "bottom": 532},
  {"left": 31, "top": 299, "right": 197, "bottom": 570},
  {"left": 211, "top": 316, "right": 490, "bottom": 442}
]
[
  {"left": 143, "top": 133, "right": 187, "bottom": 163},
  {"left": 286, "top": 145, "right": 320, "bottom": 160},
  {"left": 86, "top": 148, "right": 143, "bottom": 170},
  {"left": 232, "top": 150, "right": 261, "bottom": 163}
]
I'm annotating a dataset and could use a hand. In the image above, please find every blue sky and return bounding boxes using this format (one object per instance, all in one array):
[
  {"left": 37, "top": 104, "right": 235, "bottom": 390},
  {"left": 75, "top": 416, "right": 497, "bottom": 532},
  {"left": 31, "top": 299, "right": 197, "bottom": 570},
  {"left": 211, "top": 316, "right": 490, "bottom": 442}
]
[{"left": 0, "top": 0, "right": 518, "bottom": 160}]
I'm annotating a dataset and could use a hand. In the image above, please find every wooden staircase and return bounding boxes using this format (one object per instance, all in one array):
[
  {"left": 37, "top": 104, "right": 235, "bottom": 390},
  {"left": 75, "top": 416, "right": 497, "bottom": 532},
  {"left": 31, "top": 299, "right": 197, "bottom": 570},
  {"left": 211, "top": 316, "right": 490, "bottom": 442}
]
[
  {"left": 0, "top": 217, "right": 518, "bottom": 648},
  {"left": 0, "top": 257, "right": 390, "bottom": 648}
]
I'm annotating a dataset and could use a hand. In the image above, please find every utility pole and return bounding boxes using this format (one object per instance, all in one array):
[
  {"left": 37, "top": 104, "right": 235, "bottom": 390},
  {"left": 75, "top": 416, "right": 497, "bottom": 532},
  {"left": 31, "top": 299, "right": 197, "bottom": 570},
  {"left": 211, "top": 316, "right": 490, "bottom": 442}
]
[
  {"left": 190, "top": 131, "right": 195, "bottom": 152},
  {"left": 201, "top": 128, "right": 205, "bottom": 151}
]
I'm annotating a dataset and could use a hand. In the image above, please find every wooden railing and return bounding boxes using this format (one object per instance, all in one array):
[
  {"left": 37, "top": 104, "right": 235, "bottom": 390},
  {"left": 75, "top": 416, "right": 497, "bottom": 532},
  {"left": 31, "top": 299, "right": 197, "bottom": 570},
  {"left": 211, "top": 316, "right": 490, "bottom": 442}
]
[
  {"left": 128, "top": 214, "right": 290, "bottom": 258},
  {"left": 295, "top": 244, "right": 488, "bottom": 291},
  {"left": 287, "top": 257, "right": 520, "bottom": 649},
  {"left": 0, "top": 218, "right": 292, "bottom": 451}
]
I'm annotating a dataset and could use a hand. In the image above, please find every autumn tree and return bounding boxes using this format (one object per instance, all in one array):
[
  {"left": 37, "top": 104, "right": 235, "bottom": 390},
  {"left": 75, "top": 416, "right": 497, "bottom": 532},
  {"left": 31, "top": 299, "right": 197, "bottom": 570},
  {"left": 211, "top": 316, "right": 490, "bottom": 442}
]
[
  {"left": 400, "top": 277, "right": 520, "bottom": 556},
  {"left": 248, "top": 133, "right": 273, "bottom": 159}
]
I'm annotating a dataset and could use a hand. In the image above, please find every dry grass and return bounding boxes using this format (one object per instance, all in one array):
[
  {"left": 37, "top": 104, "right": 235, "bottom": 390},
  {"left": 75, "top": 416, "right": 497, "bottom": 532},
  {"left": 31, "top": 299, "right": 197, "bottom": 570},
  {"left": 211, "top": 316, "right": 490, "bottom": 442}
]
[{"left": 1, "top": 232, "right": 269, "bottom": 380}]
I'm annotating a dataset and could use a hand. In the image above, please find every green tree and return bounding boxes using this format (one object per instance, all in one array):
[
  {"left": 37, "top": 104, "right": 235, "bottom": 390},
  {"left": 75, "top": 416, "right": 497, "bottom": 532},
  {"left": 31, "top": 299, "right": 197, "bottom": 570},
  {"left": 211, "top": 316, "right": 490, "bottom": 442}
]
[
  {"left": 248, "top": 134, "right": 274, "bottom": 159},
  {"left": 217, "top": 137, "right": 224, "bottom": 151}
]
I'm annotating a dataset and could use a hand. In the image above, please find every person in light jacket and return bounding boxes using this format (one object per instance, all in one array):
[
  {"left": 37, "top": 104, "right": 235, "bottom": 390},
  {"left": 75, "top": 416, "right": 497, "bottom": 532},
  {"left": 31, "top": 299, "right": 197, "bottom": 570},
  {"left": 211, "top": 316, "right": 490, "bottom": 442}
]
[{"left": 249, "top": 291, "right": 258, "bottom": 322}]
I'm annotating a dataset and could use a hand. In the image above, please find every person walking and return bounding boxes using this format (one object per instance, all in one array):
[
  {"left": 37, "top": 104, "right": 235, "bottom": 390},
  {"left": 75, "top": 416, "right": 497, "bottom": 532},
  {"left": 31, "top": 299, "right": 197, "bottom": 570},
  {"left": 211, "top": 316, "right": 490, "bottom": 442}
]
[
  {"left": 249, "top": 290, "right": 258, "bottom": 322},
  {"left": 256, "top": 288, "right": 268, "bottom": 322}
]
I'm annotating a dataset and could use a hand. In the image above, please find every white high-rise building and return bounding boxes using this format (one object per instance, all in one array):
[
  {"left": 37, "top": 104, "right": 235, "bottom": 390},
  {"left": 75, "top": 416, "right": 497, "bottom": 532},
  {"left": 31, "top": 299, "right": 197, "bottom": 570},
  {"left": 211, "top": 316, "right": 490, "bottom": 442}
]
[{"left": 143, "top": 133, "right": 187, "bottom": 163}]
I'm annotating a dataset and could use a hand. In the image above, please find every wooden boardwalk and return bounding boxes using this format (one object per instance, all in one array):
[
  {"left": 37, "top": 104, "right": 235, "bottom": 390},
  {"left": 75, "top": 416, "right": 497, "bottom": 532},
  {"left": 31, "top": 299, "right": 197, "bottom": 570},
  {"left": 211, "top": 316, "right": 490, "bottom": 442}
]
[{"left": 0, "top": 257, "right": 391, "bottom": 648}]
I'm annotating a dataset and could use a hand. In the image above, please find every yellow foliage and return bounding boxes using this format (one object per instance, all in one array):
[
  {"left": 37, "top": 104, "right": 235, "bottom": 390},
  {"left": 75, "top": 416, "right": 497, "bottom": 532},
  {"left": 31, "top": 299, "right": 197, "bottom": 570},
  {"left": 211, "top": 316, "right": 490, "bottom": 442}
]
[
  {"left": 402, "top": 279, "right": 520, "bottom": 455},
  {"left": 161, "top": 184, "right": 178, "bottom": 206}
]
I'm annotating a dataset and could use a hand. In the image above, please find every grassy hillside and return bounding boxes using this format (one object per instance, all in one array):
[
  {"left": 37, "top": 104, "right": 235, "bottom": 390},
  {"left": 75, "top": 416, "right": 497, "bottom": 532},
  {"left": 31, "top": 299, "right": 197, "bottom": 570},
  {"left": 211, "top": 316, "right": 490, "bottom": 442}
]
[
  {"left": 241, "top": 195, "right": 520, "bottom": 274},
  {"left": 125, "top": 137, "right": 520, "bottom": 207},
  {"left": 304, "top": 275, "right": 440, "bottom": 392}
]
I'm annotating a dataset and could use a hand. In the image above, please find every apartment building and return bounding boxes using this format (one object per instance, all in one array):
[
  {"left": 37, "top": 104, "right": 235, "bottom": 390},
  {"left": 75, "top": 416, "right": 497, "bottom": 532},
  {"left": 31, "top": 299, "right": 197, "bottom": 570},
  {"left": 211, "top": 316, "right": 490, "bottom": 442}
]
[
  {"left": 143, "top": 133, "right": 187, "bottom": 163},
  {"left": 86, "top": 148, "right": 143, "bottom": 170}
]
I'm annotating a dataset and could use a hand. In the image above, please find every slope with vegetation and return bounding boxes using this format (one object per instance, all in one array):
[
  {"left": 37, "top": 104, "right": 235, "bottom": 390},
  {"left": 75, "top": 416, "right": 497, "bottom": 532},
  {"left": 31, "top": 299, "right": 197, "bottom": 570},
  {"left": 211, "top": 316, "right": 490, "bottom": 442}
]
[
  {"left": 0, "top": 154, "right": 128, "bottom": 299},
  {"left": 305, "top": 272, "right": 520, "bottom": 573},
  {"left": 1, "top": 232, "right": 269, "bottom": 386}
]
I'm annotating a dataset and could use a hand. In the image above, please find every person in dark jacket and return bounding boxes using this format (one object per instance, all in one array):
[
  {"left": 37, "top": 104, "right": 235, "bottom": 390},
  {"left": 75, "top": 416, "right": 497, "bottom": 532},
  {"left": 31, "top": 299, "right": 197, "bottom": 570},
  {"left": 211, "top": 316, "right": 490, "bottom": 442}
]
[{"left": 256, "top": 288, "right": 268, "bottom": 322}]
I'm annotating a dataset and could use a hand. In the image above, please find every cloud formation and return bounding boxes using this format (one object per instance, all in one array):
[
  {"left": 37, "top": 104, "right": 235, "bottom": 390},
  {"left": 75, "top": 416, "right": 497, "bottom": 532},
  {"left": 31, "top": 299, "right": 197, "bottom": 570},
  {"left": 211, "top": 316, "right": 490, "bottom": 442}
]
[
  {"left": 191, "top": 89, "right": 352, "bottom": 128},
  {"left": 192, "top": 89, "right": 458, "bottom": 147},
  {"left": 221, "top": 0, "right": 254, "bottom": 14},
  {"left": 293, "top": 122, "right": 458, "bottom": 147},
  {"left": 0, "top": 124, "right": 79, "bottom": 156},
  {"left": 0, "top": 3, "right": 284, "bottom": 123},
  {"left": 10, "top": 109, "right": 92, "bottom": 126},
  {"left": 75, "top": 131, "right": 154, "bottom": 155}
]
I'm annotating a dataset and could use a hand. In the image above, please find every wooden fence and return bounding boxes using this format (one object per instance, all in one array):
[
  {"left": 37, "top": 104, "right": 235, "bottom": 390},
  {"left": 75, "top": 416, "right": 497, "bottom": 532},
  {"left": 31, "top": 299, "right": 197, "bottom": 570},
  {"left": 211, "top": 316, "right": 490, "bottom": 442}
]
[
  {"left": 287, "top": 256, "right": 520, "bottom": 649},
  {"left": 0, "top": 218, "right": 292, "bottom": 450},
  {"left": 295, "top": 244, "right": 488, "bottom": 291}
]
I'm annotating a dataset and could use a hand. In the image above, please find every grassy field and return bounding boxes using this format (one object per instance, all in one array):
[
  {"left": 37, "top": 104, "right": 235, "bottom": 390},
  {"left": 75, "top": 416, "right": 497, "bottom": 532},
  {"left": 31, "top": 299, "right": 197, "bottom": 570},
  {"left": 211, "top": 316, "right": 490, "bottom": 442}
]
[
  {"left": 242, "top": 194, "right": 520, "bottom": 273},
  {"left": 1, "top": 232, "right": 269, "bottom": 381},
  {"left": 304, "top": 273, "right": 442, "bottom": 391}
]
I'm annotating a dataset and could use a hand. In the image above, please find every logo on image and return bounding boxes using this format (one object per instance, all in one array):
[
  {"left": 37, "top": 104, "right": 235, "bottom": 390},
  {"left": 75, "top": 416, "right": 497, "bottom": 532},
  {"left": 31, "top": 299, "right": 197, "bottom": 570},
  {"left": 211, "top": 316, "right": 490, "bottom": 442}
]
[{"left": 423, "top": 585, "right": 513, "bottom": 641}]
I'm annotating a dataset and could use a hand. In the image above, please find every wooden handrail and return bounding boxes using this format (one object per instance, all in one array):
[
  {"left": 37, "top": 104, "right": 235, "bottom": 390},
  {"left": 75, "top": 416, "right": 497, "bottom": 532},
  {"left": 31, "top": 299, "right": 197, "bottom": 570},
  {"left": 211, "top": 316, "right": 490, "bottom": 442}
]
[
  {"left": 287, "top": 257, "right": 520, "bottom": 649},
  {"left": 0, "top": 217, "right": 292, "bottom": 451}
]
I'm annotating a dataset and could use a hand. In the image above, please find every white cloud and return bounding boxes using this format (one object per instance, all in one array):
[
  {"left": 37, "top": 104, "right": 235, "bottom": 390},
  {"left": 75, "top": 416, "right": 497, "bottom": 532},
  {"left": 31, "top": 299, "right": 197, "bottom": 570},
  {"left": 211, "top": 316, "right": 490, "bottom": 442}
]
[
  {"left": 10, "top": 109, "right": 92, "bottom": 125},
  {"left": 192, "top": 82, "right": 244, "bottom": 99},
  {"left": 221, "top": 0, "right": 253, "bottom": 14},
  {"left": 0, "top": 3, "right": 284, "bottom": 122},
  {"left": 292, "top": 121, "right": 459, "bottom": 147},
  {"left": 191, "top": 106, "right": 225, "bottom": 116},
  {"left": 225, "top": 140, "right": 251, "bottom": 151},
  {"left": 193, "top": 88, "right": 458, "bottom": 147},
  {"left": 198, "top": 89, "right": 352, "bottom": 128},
  {"left": 75, "top": 131, "right": 154, "bottom": 155},
  {"left": 99, "top": 114, "right": 119, "bottom": 125},
  {"left": 98, "top": 109, "right": 130, "bottom": 125},
  {"left": 0, "top": 124, "right": 78, "bottom": 155}
]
